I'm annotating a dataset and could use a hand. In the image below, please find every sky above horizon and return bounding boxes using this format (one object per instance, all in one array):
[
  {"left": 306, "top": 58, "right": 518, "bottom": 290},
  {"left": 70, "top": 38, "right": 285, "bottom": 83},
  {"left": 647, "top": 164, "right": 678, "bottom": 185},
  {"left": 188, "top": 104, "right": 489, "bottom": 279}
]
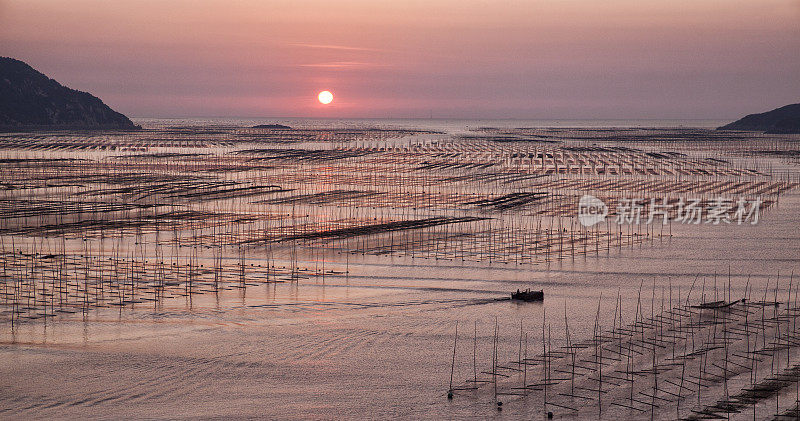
[{"left": 1, "top": 0, "right": 799, "bottom": 119}]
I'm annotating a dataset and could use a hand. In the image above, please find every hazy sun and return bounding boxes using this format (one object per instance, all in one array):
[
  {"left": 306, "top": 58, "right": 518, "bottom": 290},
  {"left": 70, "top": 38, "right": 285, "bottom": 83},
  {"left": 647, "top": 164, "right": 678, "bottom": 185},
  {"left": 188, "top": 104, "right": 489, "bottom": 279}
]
[{"left": 318, "top": 90, "right": 333, "bottom": 105}]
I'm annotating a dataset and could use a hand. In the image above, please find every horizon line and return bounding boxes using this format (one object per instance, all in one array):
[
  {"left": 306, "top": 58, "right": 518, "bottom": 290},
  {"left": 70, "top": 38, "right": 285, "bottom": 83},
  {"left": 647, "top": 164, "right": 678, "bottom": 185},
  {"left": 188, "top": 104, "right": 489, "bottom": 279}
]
[{"left": 130, "top": 116, "right": 731, "bottom": 121}]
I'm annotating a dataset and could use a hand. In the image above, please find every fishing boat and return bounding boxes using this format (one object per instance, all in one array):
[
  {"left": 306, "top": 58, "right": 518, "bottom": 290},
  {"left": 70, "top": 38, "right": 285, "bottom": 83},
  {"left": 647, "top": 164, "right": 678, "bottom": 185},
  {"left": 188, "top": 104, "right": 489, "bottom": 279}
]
[{"left": 511, "top": 288, "right": 543, "bottom": 302}]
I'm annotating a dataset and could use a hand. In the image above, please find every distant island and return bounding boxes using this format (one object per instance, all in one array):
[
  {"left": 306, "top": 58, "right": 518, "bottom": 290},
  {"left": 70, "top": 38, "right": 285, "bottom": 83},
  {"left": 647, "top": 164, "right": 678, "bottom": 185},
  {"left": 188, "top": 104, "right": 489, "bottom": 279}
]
[
  {"left": 0, "top": 57, "right": 139, "bottom": 131},
  {"left": 252, "top": 124, "right": 292, "bottom": 129},
  {"left": 718, "top": 103, "right": 800, "bottom": 134}
]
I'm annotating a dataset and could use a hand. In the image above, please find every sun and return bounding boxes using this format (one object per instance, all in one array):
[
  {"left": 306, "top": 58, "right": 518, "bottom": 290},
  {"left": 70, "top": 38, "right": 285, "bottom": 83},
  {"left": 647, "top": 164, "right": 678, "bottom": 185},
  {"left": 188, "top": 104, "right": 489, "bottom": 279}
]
[{"left": 318, "top": 90, "right": 333, "bottom": 105}]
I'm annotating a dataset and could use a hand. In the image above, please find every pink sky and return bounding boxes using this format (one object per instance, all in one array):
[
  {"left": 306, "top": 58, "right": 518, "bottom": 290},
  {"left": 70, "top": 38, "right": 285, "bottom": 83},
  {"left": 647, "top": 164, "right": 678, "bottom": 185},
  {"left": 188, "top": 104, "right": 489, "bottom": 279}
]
[{"left": 1, "top": 0, "right": 799, "bottom": 119}]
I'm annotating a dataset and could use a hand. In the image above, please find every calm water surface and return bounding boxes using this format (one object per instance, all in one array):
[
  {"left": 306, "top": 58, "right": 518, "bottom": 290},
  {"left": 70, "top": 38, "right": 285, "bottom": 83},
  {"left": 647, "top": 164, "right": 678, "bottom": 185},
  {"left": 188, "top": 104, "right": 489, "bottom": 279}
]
[{"left": 1, "top": 118, "right": 797, "bottom": 419}]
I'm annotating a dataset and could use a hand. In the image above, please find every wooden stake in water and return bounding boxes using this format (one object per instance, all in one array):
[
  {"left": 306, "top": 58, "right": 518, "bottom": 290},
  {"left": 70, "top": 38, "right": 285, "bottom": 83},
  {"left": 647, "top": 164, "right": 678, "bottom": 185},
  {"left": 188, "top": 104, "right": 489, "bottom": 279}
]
[
  {"left": 523, "top": 332, "right": 528, "bottom": 395},
  {"left": 493, "top": 317, "right": 500, "bottom": 406},
  {"left": 449, "top": 320, "right": 458, "bottom": 398},
  {"left": 473, "top": 320, "right": 478, "bottom": 389},
  {"left": 565, "top": 300, "right": 574, "bottom": 395},
  {"left": 542, "top": 307, "right": 548, "bottom": 414}
]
